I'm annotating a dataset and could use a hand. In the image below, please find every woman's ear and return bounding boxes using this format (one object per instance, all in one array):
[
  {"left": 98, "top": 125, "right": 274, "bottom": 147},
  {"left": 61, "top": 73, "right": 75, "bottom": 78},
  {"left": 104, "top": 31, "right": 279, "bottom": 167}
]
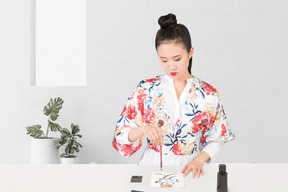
[{"left": 189, "top": 46, "right": 194, "bottom": 59}]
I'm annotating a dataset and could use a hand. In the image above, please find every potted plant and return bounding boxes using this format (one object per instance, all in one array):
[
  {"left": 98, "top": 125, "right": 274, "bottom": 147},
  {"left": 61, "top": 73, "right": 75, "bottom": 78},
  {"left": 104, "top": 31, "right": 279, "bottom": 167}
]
[
  {"left": 25, "top": 97, "right": 63, "bottom": 164},
  {"left": 54, "top": 123, "right": 82, "bottom": 164}
]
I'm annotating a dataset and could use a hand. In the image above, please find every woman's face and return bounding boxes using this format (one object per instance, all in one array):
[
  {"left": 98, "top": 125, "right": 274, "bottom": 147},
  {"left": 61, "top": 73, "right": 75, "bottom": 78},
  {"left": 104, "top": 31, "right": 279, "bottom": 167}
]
[{"left": 157, "top": 40, "right": 194, "bottom": 80}]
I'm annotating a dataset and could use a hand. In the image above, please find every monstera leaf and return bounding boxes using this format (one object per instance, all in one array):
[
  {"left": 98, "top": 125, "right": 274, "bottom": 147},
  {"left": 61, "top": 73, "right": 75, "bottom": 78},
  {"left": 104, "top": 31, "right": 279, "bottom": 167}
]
[
  {"left": 26, "top": 125, "right": 44, "bottom": 138},
  {"left": 48, "top": 119, "right": 62, "bottom": 132},
  {"left": 43, "top": 97, "right": 63, "bottom": 121}
]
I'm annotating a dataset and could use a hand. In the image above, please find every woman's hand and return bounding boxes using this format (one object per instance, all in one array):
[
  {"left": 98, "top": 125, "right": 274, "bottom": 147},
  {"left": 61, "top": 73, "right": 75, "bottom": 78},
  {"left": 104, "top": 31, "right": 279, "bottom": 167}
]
[
  {"left": 181, "top": 151, "right": 210, "bottom": 178},
  {"left": 141, "top": 125, "right": 163, "bottom": 146},
  {"left": 181, "top": 158, "right": 204, "bottom": 178}
]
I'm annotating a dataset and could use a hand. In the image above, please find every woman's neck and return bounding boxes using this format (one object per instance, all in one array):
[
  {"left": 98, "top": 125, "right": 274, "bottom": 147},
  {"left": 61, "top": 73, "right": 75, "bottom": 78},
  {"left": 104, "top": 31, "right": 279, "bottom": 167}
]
[{"left": 173, "top": 73, "right": 193, "bottom": 85}]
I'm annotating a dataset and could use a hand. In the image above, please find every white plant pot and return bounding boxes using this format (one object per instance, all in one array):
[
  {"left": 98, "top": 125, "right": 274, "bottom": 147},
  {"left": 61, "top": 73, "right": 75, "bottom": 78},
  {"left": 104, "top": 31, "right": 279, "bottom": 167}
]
[
  {"left": 61, "top": 157, "right": 79, "bottom": 164},
  {"left": 31, "top": 137, "right": 59, "bottom": 164}
]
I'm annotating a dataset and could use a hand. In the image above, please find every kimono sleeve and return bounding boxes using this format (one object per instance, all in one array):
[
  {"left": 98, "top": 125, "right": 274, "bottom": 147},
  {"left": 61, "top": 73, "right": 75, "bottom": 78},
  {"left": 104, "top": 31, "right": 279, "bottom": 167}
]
[
  {"left": 200, "top": 90, "right": 235, "bottom": 149},
  {"left": 112, "top": 81, "right": 144, "bottom": 157}
]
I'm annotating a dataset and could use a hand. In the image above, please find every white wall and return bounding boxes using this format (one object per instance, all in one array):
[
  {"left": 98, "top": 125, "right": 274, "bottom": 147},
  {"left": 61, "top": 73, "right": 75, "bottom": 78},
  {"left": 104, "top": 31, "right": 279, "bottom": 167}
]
[{"left": 0, "top": 0, "right": 288, "bottom": 164}]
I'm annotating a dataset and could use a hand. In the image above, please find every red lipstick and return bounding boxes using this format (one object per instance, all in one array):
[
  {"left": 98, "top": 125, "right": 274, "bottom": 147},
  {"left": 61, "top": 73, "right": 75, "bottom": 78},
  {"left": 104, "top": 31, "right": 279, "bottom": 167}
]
[{"left": 171, "top": 72, "right": 177, "bottom": 76}]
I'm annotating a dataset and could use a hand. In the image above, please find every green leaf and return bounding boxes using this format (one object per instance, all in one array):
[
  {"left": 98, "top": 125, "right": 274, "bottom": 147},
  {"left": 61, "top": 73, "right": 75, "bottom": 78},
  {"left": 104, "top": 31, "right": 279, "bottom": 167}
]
[
  {"left": 74, "top": 147, "right": 79, "bottom": 153},
  {"left": 75, "top": 141, "right": 83, "bottom": 148},
  {"left": 43, "top": 97, "right": 63, "bottom": 121},
  {"left": 60, "top": 153, "right": 66, "bottom": 158},
  {"left": 68, "top": 140, "right": 73, "bottom": 147},
  {"left": 71, "top": 124, "right": 80, "bottom": 135},
  {"left": 65, "top": 146, "right": 69, "bottom": 154},
  {"left": 61, "top": 133, "right": 67, "bottom": 139},
  {"left": 62, "top": 154, "right": 76, "bottom": 158},
  {"left": 25, "top": 125, "right": 44, "bottom": 138},
  {"left": 48, "top": 119, "right": 62, "bottom": 132},
  {"left": 60, "top": 132, "right": 71, "bottom": 140},
  {"left": 74, "top": 129, "right": 80, "bottom": 135},
  {"left": 54, "top": 138, "right": 67, "bottom": 147},
  {"left": 53, "top": 138, "right": 62, "bottom": 145},
  {"left": 70, "top": 147, "right": 74, "bottom": 154},
  {"left": 75, "top": 134, "right": 82, "bottom": 138},
  {"left": 61, "top": 128, "right": 70, "bottom": 135}
]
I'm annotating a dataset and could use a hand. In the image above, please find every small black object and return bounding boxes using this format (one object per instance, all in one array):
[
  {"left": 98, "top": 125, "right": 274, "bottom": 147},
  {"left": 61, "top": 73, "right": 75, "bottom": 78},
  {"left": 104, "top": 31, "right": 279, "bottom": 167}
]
[
  {"left": 131, "top": 176, "right": 143, "bottom": 183},
  {"left": 131, "top": 190, "right": 144, "bottom": 192},
  {"left": 217, "top": 164, "right": 228, "bottom": 192},
  {"left": 219, "top": 164, "right": 226, "bottom": 172}
]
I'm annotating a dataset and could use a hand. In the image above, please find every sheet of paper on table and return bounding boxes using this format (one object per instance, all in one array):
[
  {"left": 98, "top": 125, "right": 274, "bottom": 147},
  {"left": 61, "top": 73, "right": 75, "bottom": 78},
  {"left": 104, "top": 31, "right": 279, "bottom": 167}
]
[{"left": 150, "top": 172, "right": 185, "bottom": 188}]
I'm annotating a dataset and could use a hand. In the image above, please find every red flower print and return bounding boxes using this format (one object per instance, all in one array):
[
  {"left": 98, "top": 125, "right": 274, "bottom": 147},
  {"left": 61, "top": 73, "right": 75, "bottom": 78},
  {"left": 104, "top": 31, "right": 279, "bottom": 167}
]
[
  {"left": 172, "top": 142, "right": 183, "bottom": 155},
  {"left": 126, "top": 104, "right": 137, "bottom": 120},
  {"left": 145, "top": 78, "right": 157, "bottom": 83},
  {"left": 144, "top": 108, "right": 155, "bottom": 124},
  {"left": 150, "top": 143, "right": 160, "bottom": 152},
  {"left": 202, "top": 81, "right": 217, "bottom": 95},
  {"left": 192, "top": 123, "right": 203, "bottom": 134},
  {"left": 122, "top": 142, "right": 142, "bottom": 157},
  {"left": 221, "top": 124, "right": 227, "bottom": 137},
  {"left": 137, "top": 89, "right": 146, "bottom": 116},
  {"left": 122, "top": 144, "right": 134, "bottom": 156},
  {"left": 129, "top": 90, "right": 136, "bottom": 100},
  {"left": 192, "top": 112, "right": 213, "bottom": 133},
  {"left": 200, "top": 135, "right": 207, "bottom": 144},
  {"left": 120, "top": 106, "right": 126, "bottom": 117},
  {"left": 112, "top": 138, "right": 119, "bottom": 152},
  {"left": 137, "top": 101, "right": 144, "bottom": 116},
  {"left": 137, "top": 89, "right": 146, "bottom": 101},
  {"left": 174, "top": 119, "right": 180, "bottom": 126},
  {"left": 192, "top": 113, "right": 204, "bottom": 133}
]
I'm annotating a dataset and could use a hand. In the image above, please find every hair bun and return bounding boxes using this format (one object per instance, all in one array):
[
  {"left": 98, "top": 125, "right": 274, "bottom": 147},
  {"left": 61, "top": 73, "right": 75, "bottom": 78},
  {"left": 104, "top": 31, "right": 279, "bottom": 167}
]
[{"left": 158, "top": 13, "right": 177, "bottom": 29}]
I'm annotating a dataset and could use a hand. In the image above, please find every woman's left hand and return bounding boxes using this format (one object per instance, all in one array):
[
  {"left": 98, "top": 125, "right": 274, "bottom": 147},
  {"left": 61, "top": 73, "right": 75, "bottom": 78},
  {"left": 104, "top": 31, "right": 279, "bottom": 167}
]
[{"left": 181, "top": 159, "right": 204, "bottom": 178}]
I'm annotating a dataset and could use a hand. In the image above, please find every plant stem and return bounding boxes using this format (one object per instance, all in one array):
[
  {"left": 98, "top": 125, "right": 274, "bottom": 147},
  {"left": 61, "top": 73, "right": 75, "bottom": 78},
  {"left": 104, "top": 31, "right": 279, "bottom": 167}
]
[
  {"left": 45, "top": 126, "right": 49, "bottom": 138},
  {"left": 67, "top": 136, "right": 72, "bottom": 156},
  {"left": 45, "top": 118, "right": 50, "bottom": 138}
]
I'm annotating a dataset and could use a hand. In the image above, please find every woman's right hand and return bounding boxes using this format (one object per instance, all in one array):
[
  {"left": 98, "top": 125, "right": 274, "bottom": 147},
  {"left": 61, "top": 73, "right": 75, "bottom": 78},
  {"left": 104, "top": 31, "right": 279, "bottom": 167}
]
[{"left": 141, "top": 125, "right": 163, "bottom": 146}]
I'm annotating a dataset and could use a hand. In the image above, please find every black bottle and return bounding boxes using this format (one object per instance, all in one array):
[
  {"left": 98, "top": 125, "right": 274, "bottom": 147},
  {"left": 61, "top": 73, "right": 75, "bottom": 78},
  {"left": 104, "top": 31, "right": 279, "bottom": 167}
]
[{"left": 217, "top": 164, "right": 228, "bottom": 192}]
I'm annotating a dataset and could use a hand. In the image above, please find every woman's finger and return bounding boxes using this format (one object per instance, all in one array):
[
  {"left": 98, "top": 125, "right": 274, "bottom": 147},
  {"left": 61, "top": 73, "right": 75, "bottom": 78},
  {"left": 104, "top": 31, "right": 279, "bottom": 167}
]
[
  {"left": 183, "top": 166, "right": 191, "bottom": 177},
  {"left": 154, "top": 129, "right": 162, "bottom": 146},
  {"left": 147, "top": 133, "right": 154, "bottom": 144},
  {"left": 156, "top": 127, "right": 163, "bottom": 145},
  {"left": 150, "top": 132, "right": 157, "bottom": 144},
  {"left": 197, "top": 168, "right": 201, "bottom": 178},
  {"left": 181, "top": 164, "right": 188, "bottom": 173},
  {"left": 150, "top": 131, "right": 159, "bottom": 145},
  {"left": 192, "top": 168, "right": 197, "bottom": 178},
  {"left": 201, "top": 167, "right": 204, "bottom": 176}
]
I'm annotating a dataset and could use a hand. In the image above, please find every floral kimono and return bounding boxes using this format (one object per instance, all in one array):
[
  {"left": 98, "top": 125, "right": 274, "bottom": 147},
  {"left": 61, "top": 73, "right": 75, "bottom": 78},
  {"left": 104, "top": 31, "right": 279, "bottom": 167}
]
[{"left": 112, "top": 75, "right": 235, "bottom": 157}]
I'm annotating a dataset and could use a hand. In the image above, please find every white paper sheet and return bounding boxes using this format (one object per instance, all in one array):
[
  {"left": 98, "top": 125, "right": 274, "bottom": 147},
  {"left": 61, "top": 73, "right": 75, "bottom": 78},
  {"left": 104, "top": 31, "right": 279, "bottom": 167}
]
[{"left": 150, "top": 172, "right": 185, "bottom": 188}]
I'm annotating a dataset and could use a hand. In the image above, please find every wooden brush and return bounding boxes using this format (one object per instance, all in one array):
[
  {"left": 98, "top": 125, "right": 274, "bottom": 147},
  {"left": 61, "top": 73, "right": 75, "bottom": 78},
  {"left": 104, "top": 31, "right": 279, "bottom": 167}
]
[{"left": 157, "top": 120, "right": 164, "bottom": 171}]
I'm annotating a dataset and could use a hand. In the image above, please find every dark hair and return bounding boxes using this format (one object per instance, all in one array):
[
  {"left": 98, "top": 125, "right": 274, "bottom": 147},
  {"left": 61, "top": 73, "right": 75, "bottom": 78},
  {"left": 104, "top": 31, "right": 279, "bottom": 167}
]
[{"left": 155, "top": 13, "right": 193, "bottom": 74}]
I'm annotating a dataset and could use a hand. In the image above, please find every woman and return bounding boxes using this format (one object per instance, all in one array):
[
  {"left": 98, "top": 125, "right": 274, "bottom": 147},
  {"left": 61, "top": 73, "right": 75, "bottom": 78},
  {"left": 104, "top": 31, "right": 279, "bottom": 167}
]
[{"left": 112, "top": 13, "right": 235, "bottom": 178}]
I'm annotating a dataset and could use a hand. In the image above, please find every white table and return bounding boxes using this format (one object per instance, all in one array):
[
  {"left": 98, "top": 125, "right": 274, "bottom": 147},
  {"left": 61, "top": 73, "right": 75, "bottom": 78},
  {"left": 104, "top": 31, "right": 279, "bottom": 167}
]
[{"left": 0, "top": 163, "right": 287, "bottom": 192}]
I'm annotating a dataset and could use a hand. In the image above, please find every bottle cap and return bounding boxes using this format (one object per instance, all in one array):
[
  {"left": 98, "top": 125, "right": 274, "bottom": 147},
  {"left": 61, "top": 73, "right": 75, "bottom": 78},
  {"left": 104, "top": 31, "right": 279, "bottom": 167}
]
[{"left": 219, "top": 164, "right": 226, "bottom": 172}]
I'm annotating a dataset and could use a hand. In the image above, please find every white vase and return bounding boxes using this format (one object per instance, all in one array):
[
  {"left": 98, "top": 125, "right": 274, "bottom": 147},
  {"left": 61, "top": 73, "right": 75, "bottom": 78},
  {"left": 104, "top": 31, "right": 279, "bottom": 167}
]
[
  {"left": 61, "top": 157, "right": 79, "bottom": 164},
  {"left": 31, "top": 137, "right": 59, "bottom": 164}
]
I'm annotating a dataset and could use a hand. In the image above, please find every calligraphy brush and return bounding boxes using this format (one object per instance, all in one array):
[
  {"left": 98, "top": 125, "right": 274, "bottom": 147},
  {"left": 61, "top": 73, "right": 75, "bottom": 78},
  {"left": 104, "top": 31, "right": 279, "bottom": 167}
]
[{"left": 158, "top": 120, "right": 164, "bottom": 171}]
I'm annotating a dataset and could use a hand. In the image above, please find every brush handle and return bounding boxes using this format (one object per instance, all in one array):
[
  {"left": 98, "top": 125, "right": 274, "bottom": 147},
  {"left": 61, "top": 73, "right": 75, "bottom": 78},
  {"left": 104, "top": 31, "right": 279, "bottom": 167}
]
[
  {"left": 158, "top": 120, "right": 164, "bottom": 171},
  {"left": 160, "top": 145, "right": 162, "bottom": 171}
]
